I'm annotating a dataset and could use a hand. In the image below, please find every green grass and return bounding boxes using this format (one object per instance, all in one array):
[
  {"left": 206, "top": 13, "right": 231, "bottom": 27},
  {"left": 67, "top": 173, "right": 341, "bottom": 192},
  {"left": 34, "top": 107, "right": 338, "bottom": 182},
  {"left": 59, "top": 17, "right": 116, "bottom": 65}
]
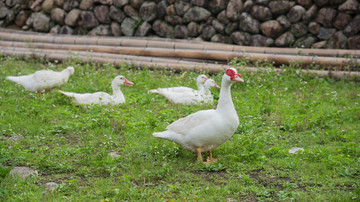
[{"left": 1, "top": 55, "right": 359, "bottom": 201}]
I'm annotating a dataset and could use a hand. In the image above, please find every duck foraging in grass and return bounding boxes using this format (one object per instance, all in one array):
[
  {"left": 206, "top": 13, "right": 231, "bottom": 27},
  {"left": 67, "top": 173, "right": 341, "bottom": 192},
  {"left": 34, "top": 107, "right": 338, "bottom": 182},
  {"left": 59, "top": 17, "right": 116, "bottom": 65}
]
[
  {"left": 153, "top": 68, "right": 244, "bottom": 164},
  {"left": 59, "top": 75, "right": 133, "bottom": 106},
  {"left": 6, "top": 66, "right": 75, "bottom": 96}
]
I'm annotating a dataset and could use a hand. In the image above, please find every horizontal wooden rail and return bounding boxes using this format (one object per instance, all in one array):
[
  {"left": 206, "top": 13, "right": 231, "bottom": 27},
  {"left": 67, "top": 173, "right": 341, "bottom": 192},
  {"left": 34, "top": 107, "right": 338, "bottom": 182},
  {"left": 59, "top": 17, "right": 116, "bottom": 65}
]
[
  {"left": 0, "top": 40, "right": 358, "bottom": 68},
  {"left": 0, "top": 28, "right": 359, "bottom": 58},
  {"left": 1, "top": 45, "right": 359, "bottom": 80}
]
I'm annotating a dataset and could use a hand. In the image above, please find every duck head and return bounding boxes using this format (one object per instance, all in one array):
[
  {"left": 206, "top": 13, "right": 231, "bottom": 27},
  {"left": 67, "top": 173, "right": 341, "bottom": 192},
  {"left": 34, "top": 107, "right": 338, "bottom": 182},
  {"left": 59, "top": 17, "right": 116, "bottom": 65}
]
[
  {"left": 204, "top": 79, "right": 221, "bottom": 89},
  {"left": 112, "top": 75, "right": 134, "bottom": 87},
  {"left": 225, "top": 68, "right": 243, "bottom": 82},
  {"left": 66, "top": 66, "right": 75, "bottom": 75},
  {"left": 197, "top": 74, "right": 208, "bottom": 85}
]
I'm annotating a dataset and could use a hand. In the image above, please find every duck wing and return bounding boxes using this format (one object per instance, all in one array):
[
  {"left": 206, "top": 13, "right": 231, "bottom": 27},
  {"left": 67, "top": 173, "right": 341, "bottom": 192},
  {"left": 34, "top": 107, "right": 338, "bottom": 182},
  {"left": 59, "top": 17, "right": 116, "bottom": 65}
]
[{"left": 166, "top": 109, "right": 216, "bottom": 136}]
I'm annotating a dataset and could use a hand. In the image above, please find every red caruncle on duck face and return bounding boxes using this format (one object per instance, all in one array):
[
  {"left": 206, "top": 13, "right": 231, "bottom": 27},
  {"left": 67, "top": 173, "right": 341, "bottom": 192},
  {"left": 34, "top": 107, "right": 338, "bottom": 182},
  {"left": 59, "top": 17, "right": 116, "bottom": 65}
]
[{"left": 225, "top": 68, "right": 243, "bottom": 82}]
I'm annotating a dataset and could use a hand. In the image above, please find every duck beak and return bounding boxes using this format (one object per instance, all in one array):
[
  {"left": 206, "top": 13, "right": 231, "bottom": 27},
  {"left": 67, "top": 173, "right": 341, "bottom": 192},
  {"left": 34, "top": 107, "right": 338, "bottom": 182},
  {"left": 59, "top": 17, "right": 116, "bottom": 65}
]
[
  {"left": 233, "top": 74, "right": 244, "bottom": 82},
  {"left": 214, "top": 83, "right": 221, "bottom": 88},
  {"left": 124, "top": 79, "right": 134, "bottom": 86}
]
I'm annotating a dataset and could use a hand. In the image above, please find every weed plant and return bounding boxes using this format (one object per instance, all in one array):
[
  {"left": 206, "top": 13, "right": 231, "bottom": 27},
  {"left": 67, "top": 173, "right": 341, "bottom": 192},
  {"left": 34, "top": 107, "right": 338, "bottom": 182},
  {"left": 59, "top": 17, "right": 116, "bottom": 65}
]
[{"left": 1, "top": 55, "right": 359, "bottom": 201}]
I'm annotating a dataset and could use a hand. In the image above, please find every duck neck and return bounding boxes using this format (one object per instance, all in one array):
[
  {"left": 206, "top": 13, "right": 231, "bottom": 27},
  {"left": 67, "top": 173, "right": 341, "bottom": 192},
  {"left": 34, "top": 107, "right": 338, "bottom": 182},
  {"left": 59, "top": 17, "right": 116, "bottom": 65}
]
[
  {"left": 112, "top": 84, "right": 125, "bottom": 102},
  {"left": 217, "top": 77, "right": 235, "bottom": 113},
  {"left": 197, "top": 80, "right": 204, "bottom": 91}
]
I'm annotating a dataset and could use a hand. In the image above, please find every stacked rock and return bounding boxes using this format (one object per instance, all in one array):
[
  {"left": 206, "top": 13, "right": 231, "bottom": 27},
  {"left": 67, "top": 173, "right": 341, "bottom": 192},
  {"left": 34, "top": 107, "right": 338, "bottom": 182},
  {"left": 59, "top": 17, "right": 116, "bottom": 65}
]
[{"left": 0, "top": 0, "right": 359, "bottom": 49}]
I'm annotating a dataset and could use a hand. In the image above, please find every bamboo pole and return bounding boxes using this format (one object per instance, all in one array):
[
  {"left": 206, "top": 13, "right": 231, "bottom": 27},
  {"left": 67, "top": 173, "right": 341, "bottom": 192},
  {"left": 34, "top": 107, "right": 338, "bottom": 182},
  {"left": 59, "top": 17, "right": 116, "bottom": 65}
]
[
  {"left": 0, "top": 40, "right": 357, "bottom": 68},
  {"left": 0, "top": 28, "right": 359, "bottom": 58},
  {"left": 1, "top": 45, "right": 359, "bottom": 79}
]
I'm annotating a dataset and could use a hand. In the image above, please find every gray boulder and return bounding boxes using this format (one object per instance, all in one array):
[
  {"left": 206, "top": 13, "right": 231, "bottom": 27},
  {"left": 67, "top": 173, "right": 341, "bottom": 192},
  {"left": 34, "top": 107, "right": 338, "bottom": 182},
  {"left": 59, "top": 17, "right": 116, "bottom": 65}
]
[
  {"left": 343, "top": 15, "right": 360, "bottom": 37},
  {"left": 0, "top": 7, "right": 10, "bottom": 19},
  {"left": 333, "top": 13, "right": 352, "bottom": 30},
  {"left": 33, "top": 12, "right": 50, "bottom": 32},
  {"left": 65, "top": 9, "right": 80, "bottom": 27},
  {"left": 308, "top": 22, "right": 320, "bottom": 35},
  {"left": 251, "top": 5, "right": 272, "bottom": 21},
  {"left": 135, "top": 21, "right": 151, "bottom": 36},
  {"left": 174, "top": 1, "right": 191, "bottom": 16},
  {"left": 260, "top": 20, "right": 283, "bottom": 38},
  {"left": 50, "top": 24, "right": 61, "bottom": 34},
  {"left": 250, "top": 34, "right": 273, "bottom": 47},
  {"left": 10, "top": 167, "right": 37, "bottom": 178},
  {"left": 140, "top": 1, "right": 157, "bottom": 22},
  {"left": 302, "top": 5, "right": 318, "bottom": 23},
  {"left": 152, "top": 20, "right": 174, "bottom": 38},
  {"left": 287, "top": 5, "right": 306, "bottom": 23},
  {"left": 124, "top": 5, "right": 139, "bottom": 20},
  {"left": 42, "top": 0, "right": 55, "bottom": 13},
  {"left": 296, "top": 0, "right": 312, "bottom": 9},
  {"left": 314, "top": 0, "right": 329, "bottom": 7},
  {"left": 275, "top": 31, "right": 295, "bottom": 47},
  {"left": 226, "top": 0, "right": 243, "bottom": 21},
  {"left": 209, "top": 0, "right": 228, "bottom": 14},
  {"left": 109, "top": 5, "right": 125, "bottom": 23},
  {"left": 63, "top": 0, "right": 79, "bottom": 11},
  {"left": 165, "top": 15, "right": 182, "bottom": 26},
  {"left": 94, "top": 5, "right": 110, "bottom": 24},
  {"left": 187, "top": 21, "right": 199, "bottom": 37},
  {"left": 121, "top": 17, "right": 136, "bottom": 36},
  {"left": 318, "top": 27, "right": 336, "bottom": 40},
  {"left": 347, "top": 35, "right": 360, "bottom": 49},
  {"left": 294, "top": 35, "right": 317, "bottom": 48},
  {"left": 200, "top": 25, "right": 216, "bottom": 40},
  {"left": 94, "top": 0, "right": 113, "bottom": 4},
  {"left": 239, "top": 12, "right": 259, "bottom": 34},
  {"left": 327, "top": 31, "right": 347, "bottom": 49},
  {"left": 60, "top": 25, "right": 73, "bottom": 34},
  {"left": 290, "top": 22, "right": 308, "bottom": 38},
  {"left": 175, "top": 25, "right": 189, "bottom": 39},
  {"left": 316, "top": 8, "right": 337, "bottom": 28},
  {"left": 231, "top": 31, "right": 251, "bottom": 45},
  {"left": 111, "top": 21, "right": 122, "bottom": 36},
  {"left": 183, "top": 7, "right": 211, "bottom": 23},
  {"left": 339, "top": 0, "right": 358, "bottom": 13},
  {"left": 51, "top": 7, "right": 65, "bottom": 25},
  {"left": 15, "top": 10, "right": 28, "bottom": 27},
  {"left": 80, "top": 11, "right": 98, "bottom": 29},
  {"left": 113, "top": 0, "right": 128, "bottom": 8},
  {"left": 211, "top": 34, "right": 233, "bottom": 44},
  {"left": 79, "top": 0, "right": 93, "bottom": 10},
  {"left": 88, "top": 25, "right": 111, "bottom": 36},
  {"left": 192, "top": 0, "right": 207, "bottom": 7},
  {"left": 268, "top": 0, "right": 295, "bottom": 15},
  {"left": 129, "top": 0, "right": 143, "bottom": 9},
  {"left": 225, "top": 22, "right": 238, "bottom": 35},
  {"left": 277, "top": 15, "right": 291, "bottom": 30},
  {"left": 212, "top": 19, "right": 225, "bottom": 34}
]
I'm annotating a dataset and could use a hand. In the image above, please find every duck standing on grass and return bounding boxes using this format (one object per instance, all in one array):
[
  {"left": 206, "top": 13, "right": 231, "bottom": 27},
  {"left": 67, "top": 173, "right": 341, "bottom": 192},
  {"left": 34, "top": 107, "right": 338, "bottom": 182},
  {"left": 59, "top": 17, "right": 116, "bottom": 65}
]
[
  {"left": 153, "top": 68, "right": 243, "bottom": 164},
  {"left": 6, "top": 66, "right": 75, "bottom": 96},
  {"left": 59, "top": 75, "right": 133, "bottom": 106}
]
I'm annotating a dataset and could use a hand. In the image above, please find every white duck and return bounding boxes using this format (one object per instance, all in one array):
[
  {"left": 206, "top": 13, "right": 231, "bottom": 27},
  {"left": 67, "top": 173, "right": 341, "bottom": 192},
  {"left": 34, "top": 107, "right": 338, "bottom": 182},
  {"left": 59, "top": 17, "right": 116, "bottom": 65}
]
[
  {"left": 6, "top": 66, "right": 75, "bottom": 96},
  {"left": 155, "top": 79, "right": 220, "bottom": 105},
  {"left": 153, "top": 68, "right": 244, "bottom": 164},
  {"left": 149, "top": 74, "right": 208, "bottom": 94},
  {"left": 59, "top": 75, "right": 133, "bottom": 106}
]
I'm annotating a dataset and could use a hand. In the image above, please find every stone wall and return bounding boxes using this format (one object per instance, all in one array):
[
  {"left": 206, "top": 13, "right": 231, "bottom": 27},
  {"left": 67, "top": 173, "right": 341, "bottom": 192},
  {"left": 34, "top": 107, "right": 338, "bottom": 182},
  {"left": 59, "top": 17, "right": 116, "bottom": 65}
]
[{"left": 0, "top": 0, "right": 359, "bottom": 49}]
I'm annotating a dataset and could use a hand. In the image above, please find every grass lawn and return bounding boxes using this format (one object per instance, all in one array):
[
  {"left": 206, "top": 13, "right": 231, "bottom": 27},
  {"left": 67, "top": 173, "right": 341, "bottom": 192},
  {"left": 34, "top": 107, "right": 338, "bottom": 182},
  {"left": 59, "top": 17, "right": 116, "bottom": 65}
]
[{"left": 1, "top": 55, "right": 359, "bottom": 201}]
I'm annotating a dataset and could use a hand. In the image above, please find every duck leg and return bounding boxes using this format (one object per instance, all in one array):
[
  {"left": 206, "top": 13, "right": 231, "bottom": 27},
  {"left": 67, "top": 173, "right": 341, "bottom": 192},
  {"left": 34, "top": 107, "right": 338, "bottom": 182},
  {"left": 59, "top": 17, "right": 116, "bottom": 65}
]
[
  {"left": 38, "top": 92, "right": 43, "bottom": 97},
  {"left": 195, "top": 148, "right": 203, "bottom": 162},
  {"left": 204, "top": 151, "right": 218, "bottom": 164}
]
